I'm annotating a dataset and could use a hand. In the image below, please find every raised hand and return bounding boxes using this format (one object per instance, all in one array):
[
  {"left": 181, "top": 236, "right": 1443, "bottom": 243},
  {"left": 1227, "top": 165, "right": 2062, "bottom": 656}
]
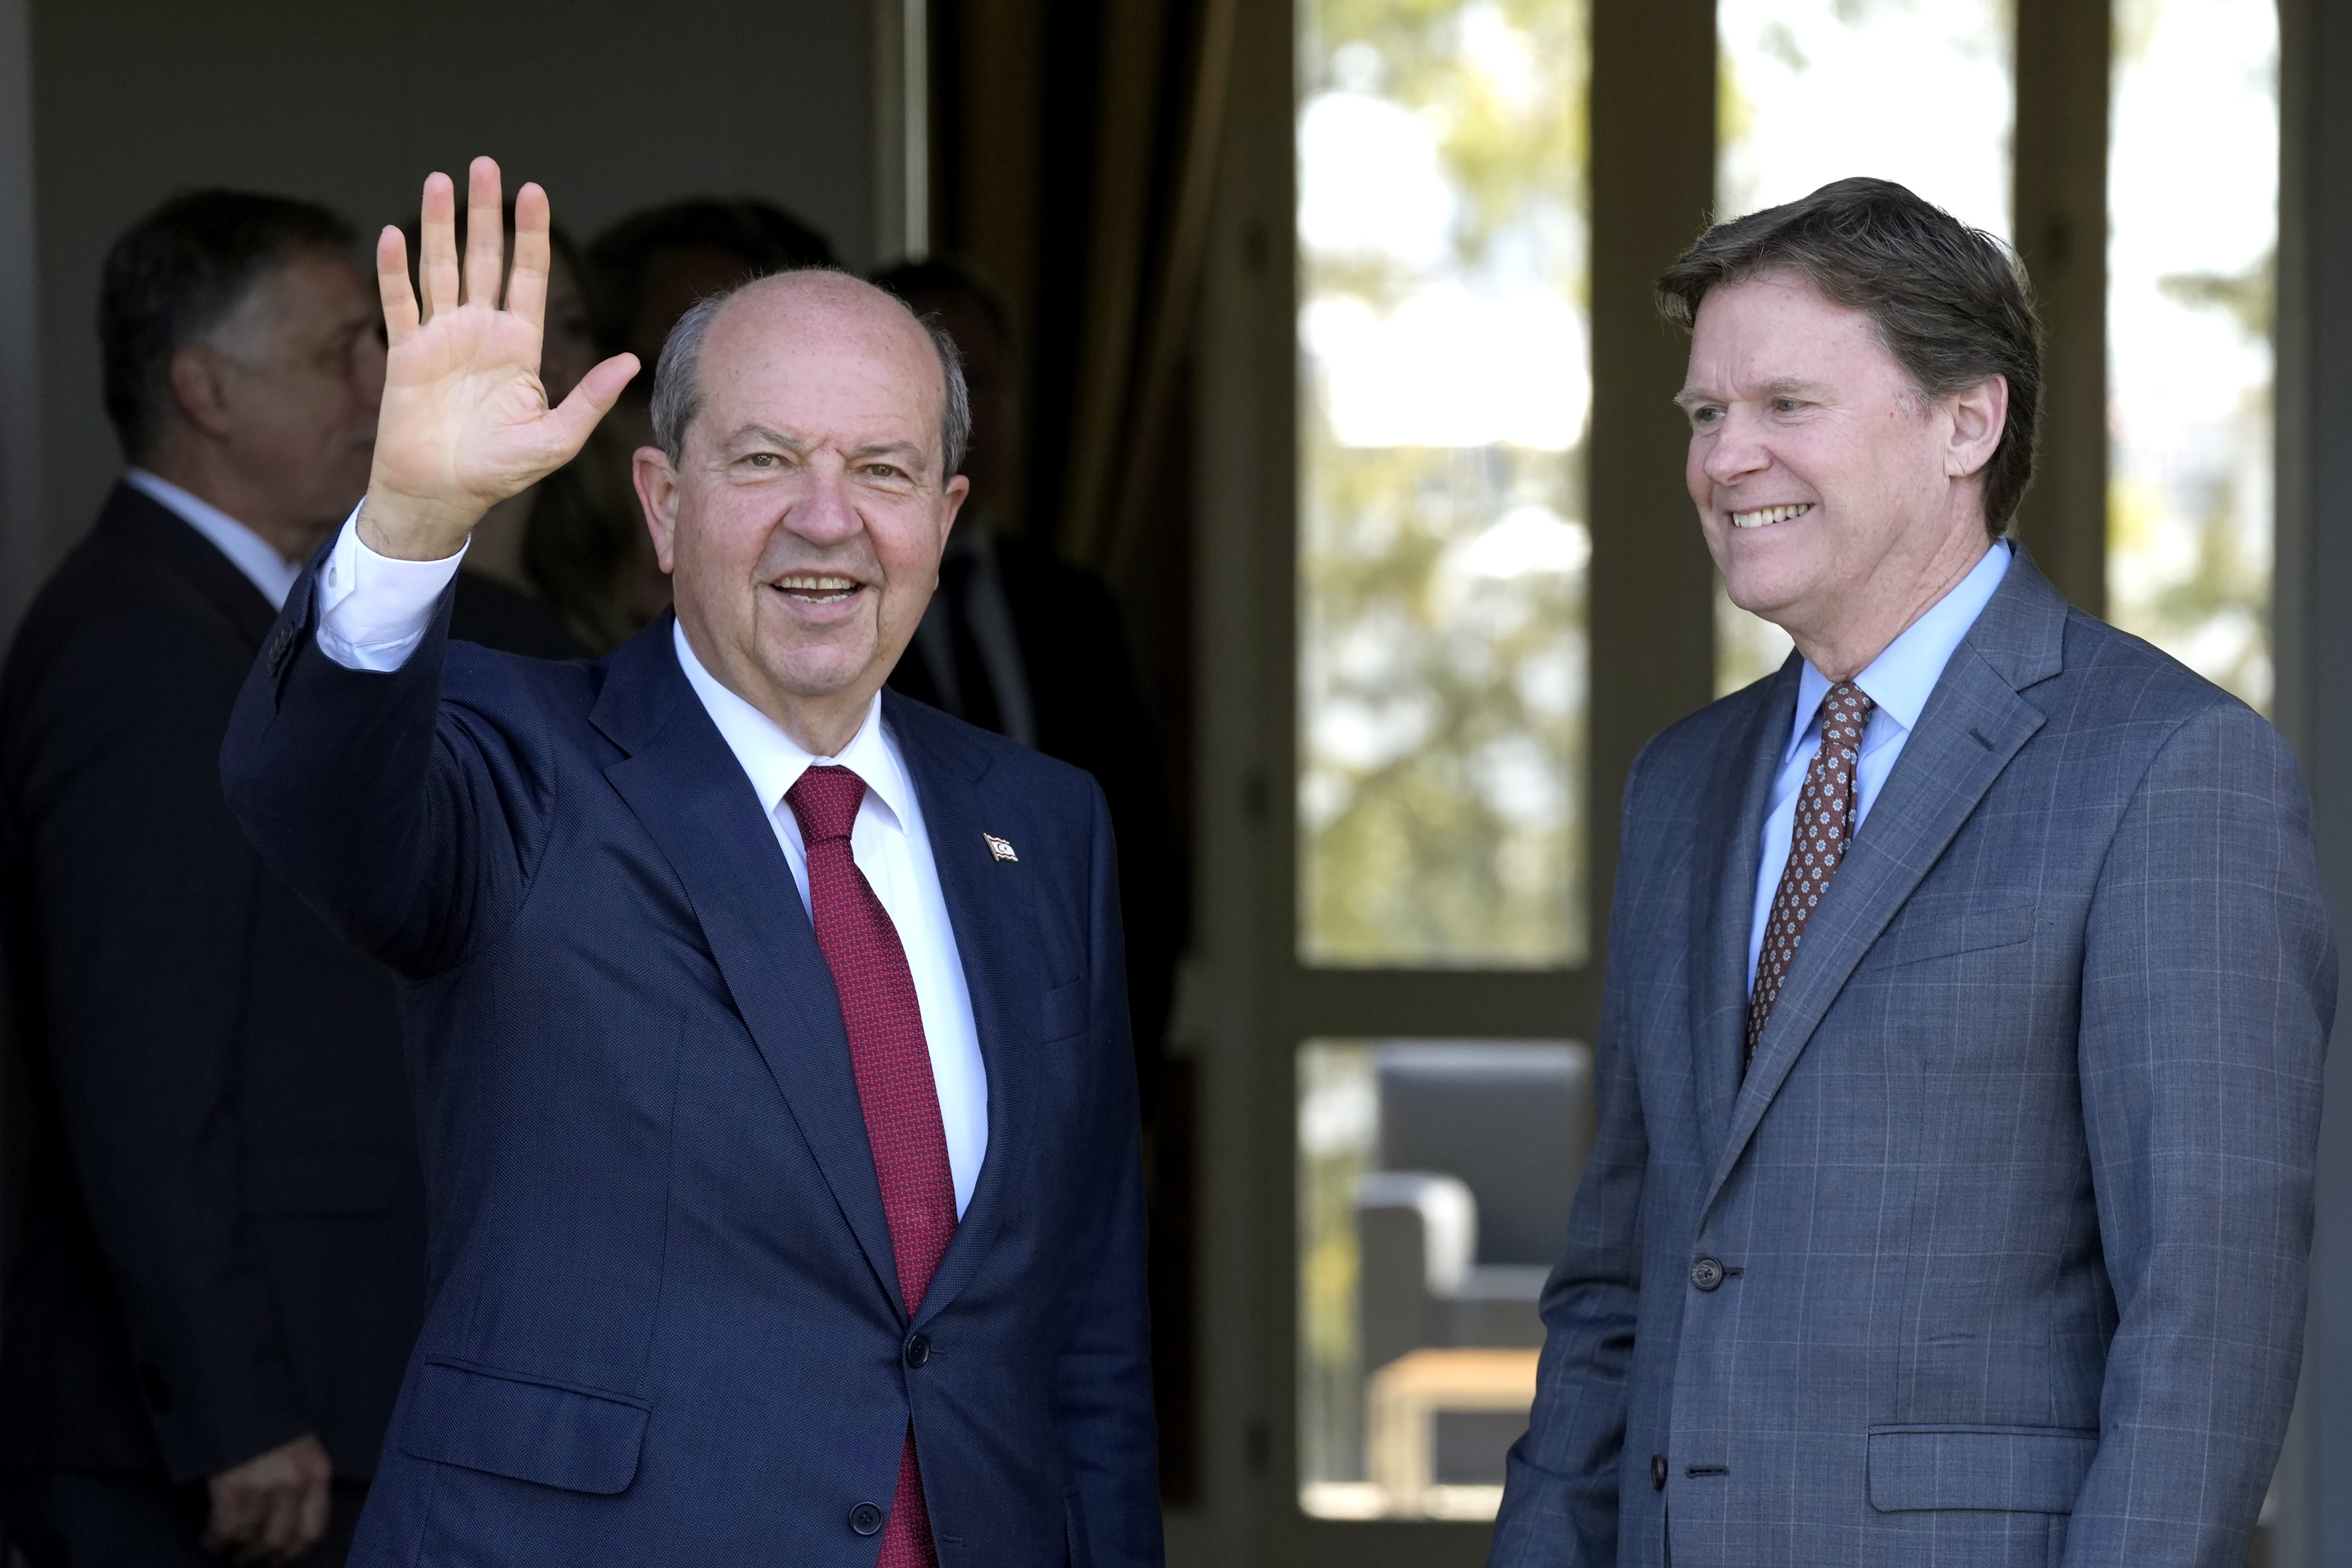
[{"left": 359, "top": 157, "right": 638, "bottom": 560}]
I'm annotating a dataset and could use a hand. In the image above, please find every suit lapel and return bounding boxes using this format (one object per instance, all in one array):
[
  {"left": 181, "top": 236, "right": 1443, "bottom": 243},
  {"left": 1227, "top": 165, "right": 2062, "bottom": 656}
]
[
  {"left": 882, "top": 694, "right": 1030, "bottom": 1330},
  {"left": 591, "top": 624, "right": 902, "bottom": 1313},
  {"left": 1700, "top": 550, "right": 2068, "bottom": 1212},
  {"left": 1688, "top": 661, "right": 1800, "bottom": 1167},
  {"left": 99, "top": 484, "right": 281, "bottom": 650}
]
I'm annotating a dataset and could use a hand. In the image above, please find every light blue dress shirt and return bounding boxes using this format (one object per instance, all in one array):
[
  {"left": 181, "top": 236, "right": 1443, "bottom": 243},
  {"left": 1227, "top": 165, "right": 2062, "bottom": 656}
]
[{"left": 1746, "top": 540, "right": 2012, "bottom": 990}]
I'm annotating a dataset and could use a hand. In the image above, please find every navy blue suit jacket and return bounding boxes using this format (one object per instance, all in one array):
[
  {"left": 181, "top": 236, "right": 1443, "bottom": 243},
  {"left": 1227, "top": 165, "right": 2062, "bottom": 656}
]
[{"left": 222, "top": 581, "right": 1160, "bottom": 1568}]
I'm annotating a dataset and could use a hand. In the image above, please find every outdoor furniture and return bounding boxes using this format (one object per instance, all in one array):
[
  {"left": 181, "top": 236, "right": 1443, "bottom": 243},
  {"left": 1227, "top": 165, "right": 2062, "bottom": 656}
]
[
  {"left": 1365, "top": 1347, "right": 1543, "bottom": 1515},
  {"left": 1353, "top": 1042, "right": 1594, "bottom": 1488}
]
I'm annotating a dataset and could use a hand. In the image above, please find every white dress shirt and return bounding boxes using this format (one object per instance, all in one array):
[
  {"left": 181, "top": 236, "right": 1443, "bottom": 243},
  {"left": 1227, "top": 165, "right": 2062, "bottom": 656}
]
[
  {"left": 125, "top": 468, "right": 302, "bottom": 610},
  {"left": 310, "top": 512, "right": 990, "bottom": 1217},
  {"left": 1746, "top": 540, "right": 2012, "bottom": 990}
]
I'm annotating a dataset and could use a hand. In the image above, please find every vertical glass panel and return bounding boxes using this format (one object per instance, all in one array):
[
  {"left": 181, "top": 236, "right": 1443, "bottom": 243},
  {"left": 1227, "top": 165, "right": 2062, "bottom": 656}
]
[
  {"left": 1298, "top": 1039, "right": 1594, "bottom": 1520},
  {"left": 1296, "top": 0, "right": 1590, "bottom": 967},
  {"left": 2106, "top": 0, "right": 2277, "bottom": 712},
  {"left": 1712, "top": 0, "right": 2018, "bottom": 697}
]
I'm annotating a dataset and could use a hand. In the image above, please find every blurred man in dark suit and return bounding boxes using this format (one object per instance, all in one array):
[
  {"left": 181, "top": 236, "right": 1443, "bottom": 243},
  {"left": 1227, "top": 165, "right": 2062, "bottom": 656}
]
[
  {"left": 871, "top": 259, "right": 1185, "bottom": 1070},
  {"left": 0, "top": 187, "right": 561, "bottom": 1568}
]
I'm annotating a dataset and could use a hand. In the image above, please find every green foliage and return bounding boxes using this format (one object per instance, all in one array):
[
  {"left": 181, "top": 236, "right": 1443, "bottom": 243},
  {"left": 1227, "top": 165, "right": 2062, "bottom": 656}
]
[
  {"left": 1298, "top": 0, "right": 1591, "bottom": 968},
  {"left": 2110, "top": 247, "right": 2275, "bottom": 713}
]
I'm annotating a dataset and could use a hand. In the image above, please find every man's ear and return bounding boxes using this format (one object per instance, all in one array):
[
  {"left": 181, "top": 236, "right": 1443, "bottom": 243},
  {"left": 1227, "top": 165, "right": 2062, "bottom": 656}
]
[
  {"left": 939, "top": 473, "right": 970, "bottom": 550},
  {"left": 166, "top": 343, "right": 238, "bottom": 441},
  {"left": 1945, "top": 374, "right": 2009, "bottom": 480},
  {"left": 632, "top": 446, "right": 682, "bottom": 574}
]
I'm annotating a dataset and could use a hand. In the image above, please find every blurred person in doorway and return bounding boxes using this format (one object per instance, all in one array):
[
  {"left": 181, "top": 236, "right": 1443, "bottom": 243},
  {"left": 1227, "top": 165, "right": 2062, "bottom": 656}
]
[
  {"left": 588, "top": 197, "right": 835, "bottom": 373},
  {"left": 0, "top": 191, "right": 440, "bottom": 1567},
  {"left": 525, "top": 197, "right": 834, "bottom": 651},
  {"left": 871, "top": 258, "right": 1185, "bottom": 1078}
]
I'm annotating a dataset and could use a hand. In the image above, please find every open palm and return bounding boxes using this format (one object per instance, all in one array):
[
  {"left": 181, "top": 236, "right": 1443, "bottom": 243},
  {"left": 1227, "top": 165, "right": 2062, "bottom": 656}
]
[{"left": 361, "top": 158, "right": 637, "bottom": 560}]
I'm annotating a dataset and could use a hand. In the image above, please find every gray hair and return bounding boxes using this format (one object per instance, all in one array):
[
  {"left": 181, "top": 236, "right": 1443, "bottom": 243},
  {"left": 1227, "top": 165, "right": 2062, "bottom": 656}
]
[{"left": 647, "top": 273, "right": 971, "bottom": 481}]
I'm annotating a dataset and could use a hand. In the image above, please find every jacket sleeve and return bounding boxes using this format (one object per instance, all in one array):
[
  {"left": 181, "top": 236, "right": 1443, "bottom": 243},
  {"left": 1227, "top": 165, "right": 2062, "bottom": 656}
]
[
  {"left": 16, "top": 608, "right": 307, "bottom": 1478},
  {"left": 2065, "top": 700, "right": 2333, "bottom": 1565},
  {"left": 1053, "top": 778, "right": 1164, "bottom": 1568},
  {"left": 1489, "top": 758, "right": 1655, "bottom": 1568},
  {"left": 222, "top": 565, "right": 549, "bottom": 981}
]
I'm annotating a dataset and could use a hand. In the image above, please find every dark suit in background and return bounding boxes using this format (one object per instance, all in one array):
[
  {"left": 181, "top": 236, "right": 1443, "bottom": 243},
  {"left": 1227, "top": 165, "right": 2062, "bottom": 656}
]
[
  {"left": 0, "top": 485, "right": 570, "bottom": 1564},
  {"left": 889, "top": 530, "right": 1185, "bottom": 1075},
  {"left": 450, "top": 570, "right": 582, "bottom": 661}
]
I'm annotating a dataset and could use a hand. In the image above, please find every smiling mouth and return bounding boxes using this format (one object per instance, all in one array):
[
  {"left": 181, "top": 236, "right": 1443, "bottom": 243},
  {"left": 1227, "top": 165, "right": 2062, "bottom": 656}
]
[
  {"left": 1730, "top": 502, "right": 1814, "bottom": 530},
  {"left": 770, "top": 574, "right": 865, "bottom": 605}
]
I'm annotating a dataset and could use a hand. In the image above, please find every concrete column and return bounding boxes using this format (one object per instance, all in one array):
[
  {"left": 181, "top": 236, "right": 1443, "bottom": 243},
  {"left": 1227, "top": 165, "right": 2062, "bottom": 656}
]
[{"left": 2275, "top": 0, "right": 2352, "bottom": 1557}]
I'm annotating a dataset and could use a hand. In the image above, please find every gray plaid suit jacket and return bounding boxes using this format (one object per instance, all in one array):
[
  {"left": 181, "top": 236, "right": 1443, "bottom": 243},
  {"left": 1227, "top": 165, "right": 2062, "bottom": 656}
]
[{"left": 1490, "top": 549, "right": 2334, "bottom": 1568}]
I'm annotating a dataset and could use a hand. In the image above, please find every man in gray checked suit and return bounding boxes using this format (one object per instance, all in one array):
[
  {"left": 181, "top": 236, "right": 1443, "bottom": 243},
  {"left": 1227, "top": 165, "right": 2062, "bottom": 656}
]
[{"left": 1489, "top": 177, "right": 2334, "bottom": 1568}]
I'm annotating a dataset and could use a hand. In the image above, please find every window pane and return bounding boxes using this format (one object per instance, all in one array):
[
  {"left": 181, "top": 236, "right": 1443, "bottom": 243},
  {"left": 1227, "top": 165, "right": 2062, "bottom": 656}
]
[
  {"left": 2106, "top": 0, "right": 2276, "bottom": 712},
  {"left": 1298, "top": 1039, "right": 1593, "bottom": 1521},
  {"left": 1712, "top": 0, "right": 2017, "bottom": 697},
  {"left": 1297, "top": 0, "right": 1590, "bottom": 967}
]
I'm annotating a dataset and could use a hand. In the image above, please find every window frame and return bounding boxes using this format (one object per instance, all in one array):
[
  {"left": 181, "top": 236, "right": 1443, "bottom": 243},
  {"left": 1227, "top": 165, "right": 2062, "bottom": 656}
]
[{"left": 1179, "top": 1, "right": 2133, "bottom": 1561}]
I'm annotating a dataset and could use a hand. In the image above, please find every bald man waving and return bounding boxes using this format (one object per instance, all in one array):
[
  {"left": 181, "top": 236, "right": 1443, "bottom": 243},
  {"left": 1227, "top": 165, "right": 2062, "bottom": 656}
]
[{"left": 222, "top": 159, "right": 1160, "bottom": 1568}]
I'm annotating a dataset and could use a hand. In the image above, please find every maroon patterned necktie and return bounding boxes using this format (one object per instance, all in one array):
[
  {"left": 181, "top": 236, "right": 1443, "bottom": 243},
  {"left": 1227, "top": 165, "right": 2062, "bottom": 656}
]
[
  {"left": 1746, "top": 682, "right": 1876, "bottom": 1072},
  {"left": 786, "top": 765, "right": 956, "bottom": 1568}
]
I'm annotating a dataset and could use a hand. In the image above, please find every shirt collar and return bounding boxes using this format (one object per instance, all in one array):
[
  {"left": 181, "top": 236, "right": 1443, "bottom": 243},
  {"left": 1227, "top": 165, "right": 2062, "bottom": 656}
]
[
  {"left": 670, "top": 619, "right": 913, "bottom": 833},
  {"left": 124, "top": 468, "right": 303, "bottom": 611},
  {"left": 1788, "top": 540, "right": 2012, "bottom": 758}
]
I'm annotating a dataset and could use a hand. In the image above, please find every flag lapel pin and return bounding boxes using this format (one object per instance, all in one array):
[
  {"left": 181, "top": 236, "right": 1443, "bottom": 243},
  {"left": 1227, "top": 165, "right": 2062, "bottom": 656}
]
[{"left": 984, "top": 833, "right": 1019, "bottom": 863}]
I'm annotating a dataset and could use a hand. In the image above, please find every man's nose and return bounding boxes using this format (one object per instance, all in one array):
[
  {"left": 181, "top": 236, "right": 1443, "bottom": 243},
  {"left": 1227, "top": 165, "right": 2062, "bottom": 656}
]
[
  {"left": 787, "top": 463, "right": 863, "bottom": 544},
  {"left": 1702, "top": 406, "right": 1771, "bottom": 486}
]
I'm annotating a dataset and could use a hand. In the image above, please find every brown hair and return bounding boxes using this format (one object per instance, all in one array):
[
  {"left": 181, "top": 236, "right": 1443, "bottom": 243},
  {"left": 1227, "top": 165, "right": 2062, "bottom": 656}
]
[{"left": 1658, "top": 177, "right": 2043, "bottom": 535}]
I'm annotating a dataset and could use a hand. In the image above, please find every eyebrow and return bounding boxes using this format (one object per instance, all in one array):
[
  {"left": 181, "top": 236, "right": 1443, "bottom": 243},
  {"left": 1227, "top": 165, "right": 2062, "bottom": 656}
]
[
  {"left": 720, "top": 424, "right": 811, "bottom": 453},
  {"left": 716, "top": 427, "right": 927, "bottom": 464},
  {"left": 1673, "top": 375, "right": 1834, "bottom": 411}
]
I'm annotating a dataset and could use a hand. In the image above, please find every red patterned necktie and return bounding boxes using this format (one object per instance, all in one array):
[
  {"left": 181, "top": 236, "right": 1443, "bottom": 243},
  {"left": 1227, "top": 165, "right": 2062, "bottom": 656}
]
[
  {"left": 1746, "top": 682, "right": 1876, "bottom": 1073},
  {"left": 786, "top": 765, "right": 956, "bottom": 1568}
]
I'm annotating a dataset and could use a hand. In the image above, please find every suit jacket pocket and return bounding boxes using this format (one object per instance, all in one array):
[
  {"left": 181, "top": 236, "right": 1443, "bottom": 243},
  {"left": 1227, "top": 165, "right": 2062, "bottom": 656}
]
[
  {"left": 1041, "top": 976, "right": 1087, "bottom": 1042},
  {"left": 1869, "top": 898, "right": 2037, "bottom": 970},
  {"left": 1867, "top": 1425, "right": 2098, "bottom": 1513},
  {"left": 400, "top": 1358, "right": 650, "bottom": 1494}
]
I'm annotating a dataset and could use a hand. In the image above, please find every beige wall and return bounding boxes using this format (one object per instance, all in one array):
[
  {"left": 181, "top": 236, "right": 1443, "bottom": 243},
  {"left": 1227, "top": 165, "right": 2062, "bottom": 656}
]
[{"left": 17, "top": 0, "right": 877, "bottom": 598}]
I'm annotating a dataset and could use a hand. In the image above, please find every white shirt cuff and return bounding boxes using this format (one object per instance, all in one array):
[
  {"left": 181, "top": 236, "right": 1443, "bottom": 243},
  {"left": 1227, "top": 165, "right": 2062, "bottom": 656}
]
[{"left": 312, "top": 505, "right": 468, "bottom": 672}]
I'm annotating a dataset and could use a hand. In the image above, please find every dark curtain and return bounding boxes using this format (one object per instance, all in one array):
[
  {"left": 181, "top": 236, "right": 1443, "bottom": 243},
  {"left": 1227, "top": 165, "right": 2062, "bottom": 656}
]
[
  {"left": 932, "top": 0, "right": 1236, "bottom": 576},
  {"left": 929, "top": 0, "right": 1238, "bottom": 1506}
]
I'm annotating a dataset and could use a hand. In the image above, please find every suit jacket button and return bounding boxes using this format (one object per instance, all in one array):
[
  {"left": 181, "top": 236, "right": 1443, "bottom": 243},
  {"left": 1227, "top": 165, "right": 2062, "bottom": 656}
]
[
  {"left": 1690, "top": 1256, "right": 1726, "bottom": 1291},
  {"left": 904, "top": 1332, "right": 931, "bottom": 1368},
  {"left": 849, "top": 1502, "right": 885, "bottom": 1536},
  {"left": 1650, "top": 1453, "right": 1667, "bottom": 1491}
]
